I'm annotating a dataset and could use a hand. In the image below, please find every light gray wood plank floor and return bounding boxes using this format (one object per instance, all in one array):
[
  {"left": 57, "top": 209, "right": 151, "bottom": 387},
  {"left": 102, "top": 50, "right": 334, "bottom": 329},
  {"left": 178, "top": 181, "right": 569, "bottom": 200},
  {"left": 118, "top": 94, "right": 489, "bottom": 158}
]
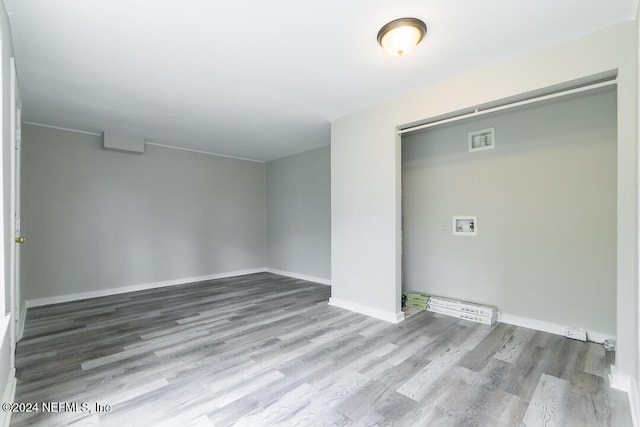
[{"left": 11, "top": 273, "right": 632, "bottom": 426}]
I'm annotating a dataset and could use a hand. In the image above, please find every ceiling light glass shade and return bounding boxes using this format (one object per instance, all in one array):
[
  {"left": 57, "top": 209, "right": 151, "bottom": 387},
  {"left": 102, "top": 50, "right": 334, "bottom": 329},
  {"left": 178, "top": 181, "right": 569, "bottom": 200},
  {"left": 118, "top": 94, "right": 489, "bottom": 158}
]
[{"left": 377, "top": 18, "right": 427, "bottom": 56}]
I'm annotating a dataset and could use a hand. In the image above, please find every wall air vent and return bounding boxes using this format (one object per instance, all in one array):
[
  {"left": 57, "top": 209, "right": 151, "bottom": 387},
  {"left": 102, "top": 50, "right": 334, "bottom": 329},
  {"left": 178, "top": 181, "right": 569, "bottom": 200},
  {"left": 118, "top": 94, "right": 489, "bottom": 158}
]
[{"left": 468, "top": 128, "right": 495, "bottom": 152}]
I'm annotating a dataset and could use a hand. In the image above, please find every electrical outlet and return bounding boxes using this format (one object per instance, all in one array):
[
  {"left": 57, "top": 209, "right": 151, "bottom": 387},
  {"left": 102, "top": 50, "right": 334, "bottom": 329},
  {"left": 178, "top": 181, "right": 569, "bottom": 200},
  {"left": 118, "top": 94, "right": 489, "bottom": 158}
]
[{"left": 564, "top": 327, "right": 587, "bottom": 341}]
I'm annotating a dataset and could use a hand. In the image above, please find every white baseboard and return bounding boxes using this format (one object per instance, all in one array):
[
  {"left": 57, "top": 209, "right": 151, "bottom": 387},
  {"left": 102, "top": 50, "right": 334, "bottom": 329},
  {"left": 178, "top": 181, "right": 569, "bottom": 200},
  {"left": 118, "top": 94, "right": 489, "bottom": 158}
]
[
  {"left": 630, "top": 377, "right": 640, "bottom": 427},
  {"left": 609, "top": 366, "right": 639, "bottom": 427},
  {"left": 0, "top": 369, "right": 15, "bottom": 427},
  {"left": 498, "top": 312, "right": 615, "bottom": 344},
  {"left": 609, "top": 365, "right": 631, "bottom": 390},
  {"left": 17, "top": 303, "right": 25, "bottom": 342},
  {"left": 328, "top": 297, "right": 403, "bottom": 324},
  {"left": 265, "top": 268, "right": 330, "bottom": 286},
  {"left": 24, "top": 268, "right": 267, "bottom": 309},
  {"left": 0, "top": 316, "right": 15, "bottom": 427}
]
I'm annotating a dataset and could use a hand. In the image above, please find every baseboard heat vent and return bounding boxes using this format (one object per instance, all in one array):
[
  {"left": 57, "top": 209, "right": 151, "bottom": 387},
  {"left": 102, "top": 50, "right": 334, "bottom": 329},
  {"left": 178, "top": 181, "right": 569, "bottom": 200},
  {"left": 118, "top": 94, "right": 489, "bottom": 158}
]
[{"left": 427, "top": 296, "right": 497, "bottom": 325}]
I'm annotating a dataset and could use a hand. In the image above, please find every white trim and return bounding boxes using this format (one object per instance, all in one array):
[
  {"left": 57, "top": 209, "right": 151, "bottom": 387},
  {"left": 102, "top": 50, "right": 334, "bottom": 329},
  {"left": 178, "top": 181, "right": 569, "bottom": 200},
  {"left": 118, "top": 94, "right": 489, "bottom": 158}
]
[
  {"left": 9, "top": 57, "right": 23, "bottom": 373},
  {"left": 398, "top": 79, "right": 617, "bottom": 135},
  {"left": 609, "top": 367, "right": 639, "bottom": 426},
  {"left": 265, "top": 268, "right": 330, "bottom": 286},
  {"left": 630, "top": 377, "right": 640, "bottom": 427},
  {"left": 17, "top": 303, "right": 25, "bottom": 342},
  {"left": 328, "top": 297, "right": 404, "bottom": 324},
  {"left": 0, "top": 316, "right": 9, "bottom": 344},
  {"left": 0, "top": 369, "right": 15, "bottom": 427},
  {"left": 609, "top": 366, "right": 631, "bottom": 390},
  {"left": 23, "top": 121, "right": 102, "bottom": 137},
  {"left": 23, "top": 122, "right": 265, "bottom": 163},
  {"left": 498, "top": 312, "right": 615, "bottom": 344},
  {"left": 631, "top": 0, "right": 639, "bottom": 20},
  {"left": 145, "top": 142, "right": 264, "bottom": 163},
  {"left": 0, "top": 316, "right": 15, "bottom": 427},
  {"left": 24, "top": 268, "right": 266, "bottom": 308}
]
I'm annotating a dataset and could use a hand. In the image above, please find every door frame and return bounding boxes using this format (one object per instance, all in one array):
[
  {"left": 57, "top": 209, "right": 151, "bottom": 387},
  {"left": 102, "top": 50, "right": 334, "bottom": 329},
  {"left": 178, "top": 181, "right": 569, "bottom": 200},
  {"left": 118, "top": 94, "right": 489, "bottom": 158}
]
[{"left": 8, "top": 56, "right": 21, "bottom": 368}]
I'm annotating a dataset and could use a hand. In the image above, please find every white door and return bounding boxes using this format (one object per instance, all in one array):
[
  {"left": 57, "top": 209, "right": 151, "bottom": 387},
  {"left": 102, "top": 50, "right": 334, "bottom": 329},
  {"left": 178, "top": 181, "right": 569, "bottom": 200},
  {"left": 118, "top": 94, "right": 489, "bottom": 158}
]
[{"left": 9, "top": 57, "right": 22, "bottom": 368}]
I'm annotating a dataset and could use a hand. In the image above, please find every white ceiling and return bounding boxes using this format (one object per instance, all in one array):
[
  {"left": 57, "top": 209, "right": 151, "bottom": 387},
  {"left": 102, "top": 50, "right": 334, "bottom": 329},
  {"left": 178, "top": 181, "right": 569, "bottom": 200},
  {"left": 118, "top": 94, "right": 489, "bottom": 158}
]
[{"left": 4, "top": 1, "right": 635, "bottom": 161}]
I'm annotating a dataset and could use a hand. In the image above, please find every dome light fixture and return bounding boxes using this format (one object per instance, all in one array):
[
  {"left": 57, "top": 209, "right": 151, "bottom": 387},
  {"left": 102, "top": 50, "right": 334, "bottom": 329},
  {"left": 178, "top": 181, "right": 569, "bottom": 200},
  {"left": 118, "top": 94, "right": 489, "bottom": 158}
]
[{"left": 377, "top": 17, "right": 427, "bottom": 57}]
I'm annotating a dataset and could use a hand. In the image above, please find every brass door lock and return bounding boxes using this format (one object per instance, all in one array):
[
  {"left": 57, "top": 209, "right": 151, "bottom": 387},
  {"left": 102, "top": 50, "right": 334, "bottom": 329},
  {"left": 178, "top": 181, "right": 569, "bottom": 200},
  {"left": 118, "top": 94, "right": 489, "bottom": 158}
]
[{"left": 15, "top": 236, "right": 25, "bottom": 244}]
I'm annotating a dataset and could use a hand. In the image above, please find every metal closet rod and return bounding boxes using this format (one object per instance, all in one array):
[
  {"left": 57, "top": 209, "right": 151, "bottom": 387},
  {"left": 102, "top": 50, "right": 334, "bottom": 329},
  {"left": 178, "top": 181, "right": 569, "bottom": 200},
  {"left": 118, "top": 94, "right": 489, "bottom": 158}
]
[{"left": 398, "top": 79, "right": 618, "bottom": 135}]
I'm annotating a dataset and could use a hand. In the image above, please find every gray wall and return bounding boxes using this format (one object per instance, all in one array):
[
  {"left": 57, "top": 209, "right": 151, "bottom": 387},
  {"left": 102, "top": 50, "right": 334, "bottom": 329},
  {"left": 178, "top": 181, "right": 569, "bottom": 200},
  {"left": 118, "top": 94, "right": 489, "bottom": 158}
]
[
  {"left": 402, "top": 87, "right": 616, "bottom": 335},
  {"left": 266, "top": 146, "right": 330, "bottom": 280},
  {"left": 21, "top": 124, "right": 267, "bottom": 300}
]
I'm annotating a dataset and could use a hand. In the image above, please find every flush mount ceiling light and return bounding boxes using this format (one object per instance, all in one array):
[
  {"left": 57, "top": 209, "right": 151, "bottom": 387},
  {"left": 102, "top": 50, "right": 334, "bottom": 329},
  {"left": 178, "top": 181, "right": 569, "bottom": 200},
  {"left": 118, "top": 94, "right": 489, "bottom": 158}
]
[{"left": 377, "top": 17, "right": 427, "bottom": 57}]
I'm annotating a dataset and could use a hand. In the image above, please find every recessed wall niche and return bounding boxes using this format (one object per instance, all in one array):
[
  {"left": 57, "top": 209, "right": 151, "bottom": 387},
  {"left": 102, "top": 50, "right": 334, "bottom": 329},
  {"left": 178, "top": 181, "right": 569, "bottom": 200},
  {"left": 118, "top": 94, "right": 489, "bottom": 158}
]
[
  {"left": 401, "top": 85, "right": 616, "bottom": 336},
  {"left": 453, "top": 216, "right": 477, "bottom": 236}
]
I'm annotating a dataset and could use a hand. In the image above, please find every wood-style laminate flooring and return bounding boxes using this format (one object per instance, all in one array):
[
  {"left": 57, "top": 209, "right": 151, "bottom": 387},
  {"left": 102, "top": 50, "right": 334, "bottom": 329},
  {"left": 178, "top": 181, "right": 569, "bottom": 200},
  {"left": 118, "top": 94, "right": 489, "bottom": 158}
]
[{"left": 12, "top": 273, "right": 632, "bottom": 426}]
